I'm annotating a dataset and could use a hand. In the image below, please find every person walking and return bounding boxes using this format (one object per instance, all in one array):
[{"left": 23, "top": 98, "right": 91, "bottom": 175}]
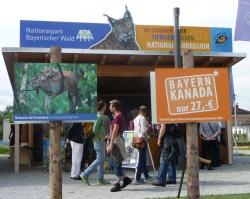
[
  {"left": 107, "top": 99, "right": 132, "bottom": 192},
  {"left": 80, "top": 100, "right": 110, "bottom": 185},
  {"left": 133, "top": 106, "right": 152, "bottom": 184},
  {"left": 67, "top": 123, "right": 84, "bottom": 180}
]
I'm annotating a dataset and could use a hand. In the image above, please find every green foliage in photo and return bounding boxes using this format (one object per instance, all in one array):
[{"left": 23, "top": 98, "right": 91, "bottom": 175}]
[{"left": 14, "top": 63, "right": 97, "bottom": 114}]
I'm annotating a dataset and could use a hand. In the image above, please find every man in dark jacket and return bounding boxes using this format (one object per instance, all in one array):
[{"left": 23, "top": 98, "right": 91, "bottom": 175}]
[
  {"left": 152, "top": 124, "right": 180, "bottom": 186},
  {"left": 67, "top": 123, "right": 84, "bottom": 180}
]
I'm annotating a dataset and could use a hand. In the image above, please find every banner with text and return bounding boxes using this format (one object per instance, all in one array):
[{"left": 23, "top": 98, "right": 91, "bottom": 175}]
[
  {"left": 136, "top": 25, "right": 232, "bottom": 52},
  {"left": 155, "top": 68, "right": 231, "bottom": 123},
  {"left": 20, "top": 20, "right": 232, "bottom": 52}
]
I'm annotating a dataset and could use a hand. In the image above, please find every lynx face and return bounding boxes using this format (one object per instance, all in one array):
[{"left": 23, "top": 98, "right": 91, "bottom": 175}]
[
  {"left": 108, "top": 9, "right": 135, "bottom": 42},
  {"left": 91, "top": 6, "right": 139, "bottom": 50}
]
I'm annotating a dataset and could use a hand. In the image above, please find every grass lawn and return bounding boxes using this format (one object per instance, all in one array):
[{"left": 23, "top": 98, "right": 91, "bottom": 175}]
[
  {"left": 236, "top": 146, "right": 250, "bottom": 150},
  {"left": 238, "top": 153, "right": 250, "bottom": 157},
  {"left": 157, "top": 193, "right": 250, "bottom": 199},
  {"left": 0, "top": 146, "right": 9, "bottom": 154}
]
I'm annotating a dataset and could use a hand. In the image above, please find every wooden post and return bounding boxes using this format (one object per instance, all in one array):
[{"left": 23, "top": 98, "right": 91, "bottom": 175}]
[
  {"left": 49, "top": 46, "right": 62, "bottom": 199},
  {"left": 182, "top": 50, "right": 200, "bottom": 199},
  {"left": 14, "top": 124, "right": 20, "bottom": 173}
]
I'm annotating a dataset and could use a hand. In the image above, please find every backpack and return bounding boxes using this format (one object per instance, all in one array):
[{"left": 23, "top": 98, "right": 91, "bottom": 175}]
[{"left": 83, "top": 123, "right": 94, "bottom": 137}]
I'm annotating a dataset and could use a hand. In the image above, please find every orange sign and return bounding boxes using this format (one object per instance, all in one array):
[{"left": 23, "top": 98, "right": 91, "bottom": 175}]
[
  {"left": 136, "top": 25, "right": 211, "bottom": 52},
  {"left": 155, "top": 68, "right": 231, "bottom": 123}
]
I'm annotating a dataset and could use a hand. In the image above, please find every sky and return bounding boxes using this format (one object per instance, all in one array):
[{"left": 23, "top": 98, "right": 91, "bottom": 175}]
[{"left": 0, "top": 0, "right": 250, "bottom": 111}]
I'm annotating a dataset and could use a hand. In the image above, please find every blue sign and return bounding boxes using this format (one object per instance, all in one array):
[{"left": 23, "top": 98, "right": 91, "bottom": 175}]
[
  {"left": 20, "top": 20, "right": 110, "bottom": 48},
  {"left": 211, "top": 28, "right": 232, "bottom": 52},
  {"left": 20, "top": 20, "right": 233, "bottom": 53},
  {"left": 14, "top": 113, "right": 97, "bottom": 122}
]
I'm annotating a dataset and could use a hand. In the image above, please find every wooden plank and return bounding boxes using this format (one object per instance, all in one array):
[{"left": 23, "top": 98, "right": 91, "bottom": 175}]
[
  {"left": 28, "top": 124, "right": 33, "bottom": 147},
  {"left": 97, "top": 65, "right": 167, "bottom": 77}
]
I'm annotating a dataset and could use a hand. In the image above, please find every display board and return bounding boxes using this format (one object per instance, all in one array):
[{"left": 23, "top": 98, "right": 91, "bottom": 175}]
[
  {"left": 122, "top": 131, "right": 138, "bottom": 169},
  {"left": 155, "top": 68, "right": 231, "bottom": 123},
  {"left": 20, "top": 20, "right": 232, "bottom": 53},
  {"left": 13, "top": 63, "right": 97, "bottom": 123}
]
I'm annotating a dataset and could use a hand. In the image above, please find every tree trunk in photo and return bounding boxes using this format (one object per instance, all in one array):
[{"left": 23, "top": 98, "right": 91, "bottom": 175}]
[
  {"left": 182, "top": 50, "right": 200, "bottom": 199},
  {"left": 19, "top": 63, "right": 29, "bottom": 104},
  {"left": 49, "top": 46, "right": 62, "bottom": 199}
]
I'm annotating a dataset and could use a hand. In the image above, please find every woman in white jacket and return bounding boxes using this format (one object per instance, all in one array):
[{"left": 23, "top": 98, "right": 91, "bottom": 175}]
[{"left": 133, "top": 106, "right": 152, "bottom": 184}]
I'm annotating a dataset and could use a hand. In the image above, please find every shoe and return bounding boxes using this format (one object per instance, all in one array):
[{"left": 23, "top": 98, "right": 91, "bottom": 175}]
[
  {"left": 80, "top": 175, "right": 90, "bottom": 185},
  {"left": 166, "top": 180, "right": 176, "bottom": 185},
  {"left": 132, "top": 179, "right": 145, "bottom": 185},
  {"left": 144, "top": 176, "right": 154, "bottom": 182},
  {"left": 152, "top": 181, "right": 166, "bottom": 187},
  {"left": 71, "top": 176, "right": 81, "bottom": 180},
  {"left": 110, "top": 183, "right": 121, "bottom": 192},
  {"left": 121, "top": 177, "right": 132, "bottom": 188},
  {"left": 97, "top": 178, "right": 111, "bottom": 185}
]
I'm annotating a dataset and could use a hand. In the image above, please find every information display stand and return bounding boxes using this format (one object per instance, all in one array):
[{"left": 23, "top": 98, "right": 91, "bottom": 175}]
[{"left": 122, "top": 131, "right": 139, "bottom": 169}]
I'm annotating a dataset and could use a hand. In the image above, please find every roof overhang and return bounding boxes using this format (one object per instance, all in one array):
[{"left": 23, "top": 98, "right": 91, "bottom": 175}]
[{"left": 2, "top": 47, "right": 247, "bottom": 90}]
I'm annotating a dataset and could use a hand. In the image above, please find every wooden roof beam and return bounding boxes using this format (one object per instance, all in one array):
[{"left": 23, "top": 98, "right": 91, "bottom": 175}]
[
  {"left": 73, "top": 54, "right": 78, "bottom": 63},
  {"left": 98, "top": 65, "right": 152, "bottom": 77},
  {"left": 44, "top": 53, "right": 49, "bottom": 63},
  {"left": 153, "top": 56, "right": 162, "bottom": 66},
  {"left": 100, "top": 55, "right": 107, "bottom": 65},
  {"left": 14, "top": 53, "right": 18, "bottom": 62},
  {"left": 98, "top": 93, "right": 150, "bottom": 97},
  {"left": 225, "top": 57, "right": 238, "bottom": 66},
  {"left": 201, "top": 57, "right": 213, "bottom": 66},
  {"left": 127, "top": 55, "right": 134, "bottom": 65}
]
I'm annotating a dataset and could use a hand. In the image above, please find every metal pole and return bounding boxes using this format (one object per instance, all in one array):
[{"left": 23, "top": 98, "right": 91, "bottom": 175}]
[
  {"left": 174, "top": 7, "right": 187, "bottom": 198},
  {"left": 174, "top": 7, "right": 182, "bottom": 68},
  {"left": 233, "top": 98, "right": 240, "bottom": 154},
  {"left": 234, "top": 99, "right": 238, "bottom": 129}
]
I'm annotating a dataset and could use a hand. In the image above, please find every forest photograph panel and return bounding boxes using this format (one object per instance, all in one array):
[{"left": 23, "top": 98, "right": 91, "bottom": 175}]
[{"left": 14, "top": 63, "right": 97, "bottom": 116}]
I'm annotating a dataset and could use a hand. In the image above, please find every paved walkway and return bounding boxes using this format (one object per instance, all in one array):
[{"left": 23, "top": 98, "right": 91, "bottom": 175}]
[{"left": 0, "top": 154, "right": 250, "bottom": 199}]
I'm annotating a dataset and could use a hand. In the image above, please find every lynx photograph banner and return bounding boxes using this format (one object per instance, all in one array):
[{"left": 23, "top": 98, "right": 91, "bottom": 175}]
[
  {"left": 20, "top": 20, "right": 232, "bottom": 53},
  {"left": 155, "top": 68, "right": 231, "bottom": 123},
  {"left": 13, "top": 63, "right": 97, "bottom": 123}
]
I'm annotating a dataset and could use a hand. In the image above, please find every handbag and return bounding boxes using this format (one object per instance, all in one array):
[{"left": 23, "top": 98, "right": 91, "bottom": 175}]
[
  {"left": 132, "top": 116, "right": 145, "bottom": 149},
  {"left": 132, "top": 136, "right": 145, "bottom": 149}
]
